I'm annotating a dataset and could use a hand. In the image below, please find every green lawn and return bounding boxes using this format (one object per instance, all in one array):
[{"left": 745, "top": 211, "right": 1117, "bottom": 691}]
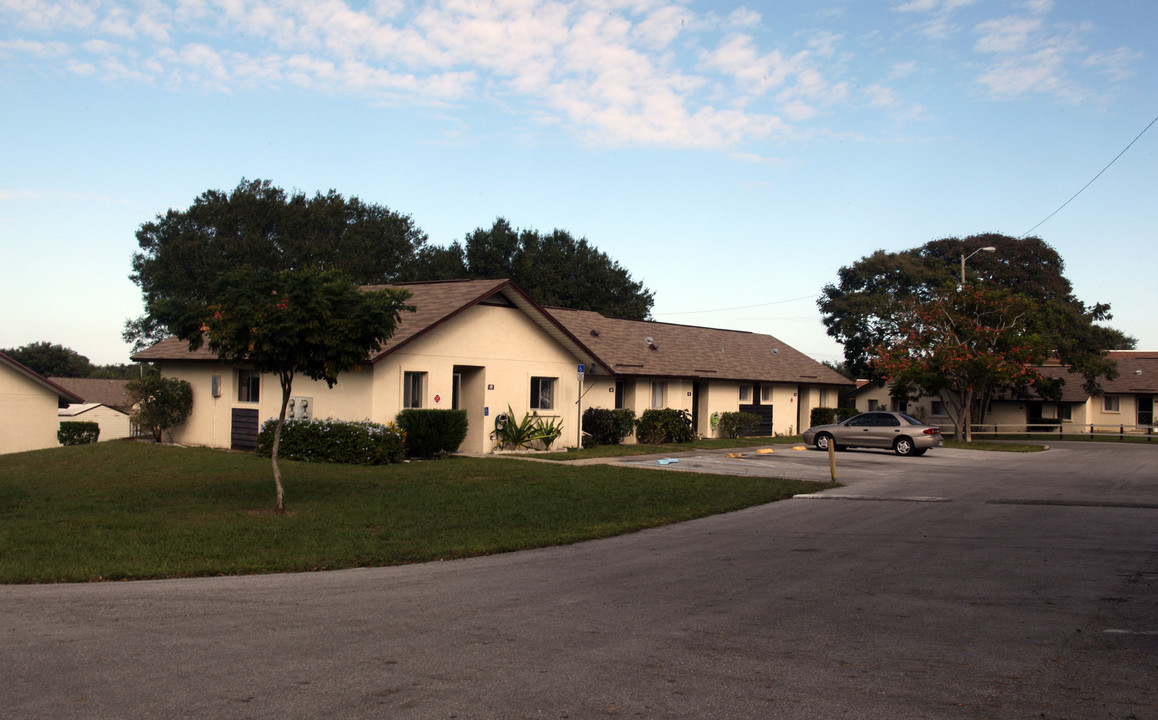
[{"left": 0, "top": 441, "right": 835, "bottom": 584}]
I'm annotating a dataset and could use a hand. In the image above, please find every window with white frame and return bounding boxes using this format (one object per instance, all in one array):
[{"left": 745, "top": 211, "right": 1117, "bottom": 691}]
[
  {"left": 530, "top": 377, "right": 555, "bottom": 411},
  {"left": 761, "top": 386, "right": 774, "bottom": 403},
  {"left": 931, "top": 400, "right": 945, "bottom": 416},
  {"left": 1058, "top": 404, "right": 1073, "bottom": 421},
  {"left": 868, "top": 399, "right": 880, "bottom": 411},
  {"left": 1104, "top": 395, "right": 1120, "bottom": 412},
  {"left": 403, "top": 371, "right": 425, "bottom": 409},
  {"left": 651, "top": 381, "right": 666, "bottom": 409},
  {"left": 237, "top": 369, "right": 260, "bottom": 403},
  {"left": 739, "top": 385, "right": 751, "bottom": 402}
]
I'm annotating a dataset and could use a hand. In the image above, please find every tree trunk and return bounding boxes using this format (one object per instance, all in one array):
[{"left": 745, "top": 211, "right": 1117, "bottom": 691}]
[
  {"left": 271, "top": 374, "right": 293, "bottom": 514},
  {"left": 947, "top": 388, "right": 974, "bottom": 443},
  {"left": 961, "top": 388, "right": 975, "bottom": 443}
]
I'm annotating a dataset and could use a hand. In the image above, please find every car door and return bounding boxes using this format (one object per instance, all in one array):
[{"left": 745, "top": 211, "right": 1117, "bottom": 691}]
[
  {"left": 867, "top": 413, "right": 902, "bottom": 448},
  {"left": 839, "top": 413, "right": 878, "bottom": 447}
]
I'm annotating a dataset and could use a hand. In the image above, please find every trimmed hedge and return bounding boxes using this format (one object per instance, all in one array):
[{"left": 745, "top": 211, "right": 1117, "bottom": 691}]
[
  {"left": 257, "top": 418, "right": 406, "bottom": 465},
  {"left": 58, "top": 421, "right": 100, "bottom": 446},
  {"left": 396, "top": 409, "right": 468, "bottom": 458},
  {"left": 635, "top": 408, "right": 694, "bottom": 445},
  {"left": 717, "top": 411, "right": 761, "bottom": 438},
  {"left": 582, "top": 408, "right": 636, "bottom": 448},
  {"left": 810, "top": 407, "right": 860, "bottom": 427}
]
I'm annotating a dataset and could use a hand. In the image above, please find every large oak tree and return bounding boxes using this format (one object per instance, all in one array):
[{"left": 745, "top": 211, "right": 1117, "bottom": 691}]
[
  {"left": 818, "top": 233, "right": 1134, "bottom": 386},
  {"left": 125, "top": 179, "right": 429, "bottom": 350}
]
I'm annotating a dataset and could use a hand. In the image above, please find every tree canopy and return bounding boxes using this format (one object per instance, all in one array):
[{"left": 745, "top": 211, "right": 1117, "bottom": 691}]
[
  {"left": 126, "top": 376, "right": 194, "bottom": 443},
  {"left": 1, "top": 342, "right": 93, "bottom": 377},
  {"left": 872, "top": 286, "right": 1053, "bottom": 442},
  {"left": 151, "top": 266, "right": 413, "bottom": 513},
  {"left": 127, "top": 183, "right": 655, "bottom": 349},
  {"left": 405, "top": 218, "right": 655, "bottom": 321},
  {"left": 125, "top": 178, "right": 429, "bottom": 350},
  {"left": 818, "top": 233, "right": 1134, "bottom": 382}
]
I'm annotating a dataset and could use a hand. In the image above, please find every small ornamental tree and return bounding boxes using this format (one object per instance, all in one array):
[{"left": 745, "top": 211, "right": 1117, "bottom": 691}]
[
  {"left": 871, "top": 286, "right": 1051, "bottom": 442},
  {"left": 126, "top": 375, "right": 193, "bottom": 442},
  {"left": 152, "top": 267, "right": 412, "bottom": 513}
]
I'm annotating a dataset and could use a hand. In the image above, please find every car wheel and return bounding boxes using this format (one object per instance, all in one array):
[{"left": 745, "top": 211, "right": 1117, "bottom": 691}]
[
  {"left": 815, "top": 432, "right": 834, "bottom": 451},
  {"left": 894, "top": 437, "right": 915, "bottom": 456}
]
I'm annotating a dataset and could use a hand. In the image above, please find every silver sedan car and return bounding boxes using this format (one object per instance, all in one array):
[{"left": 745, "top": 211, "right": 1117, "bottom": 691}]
[{"left": 803, "top": 411, "right": 942, "bottom": 456}]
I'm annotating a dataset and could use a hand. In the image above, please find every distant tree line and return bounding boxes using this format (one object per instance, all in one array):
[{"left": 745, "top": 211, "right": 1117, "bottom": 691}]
[{"left": 1, "top": 341, "right": 152, "bottom": 379}]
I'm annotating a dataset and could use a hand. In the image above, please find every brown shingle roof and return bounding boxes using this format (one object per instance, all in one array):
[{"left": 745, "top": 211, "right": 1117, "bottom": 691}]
[
  {"left": 128, "top": 279, "right": 852, "bottom": 387},
  {"left": 546, "top": 307, "right": 852, "bottom": 386},
  {"left": 48, "top": 377, "right": 133, "bottom": 409},
  {"left": 131, "top": 279, "right": 517, "bottom": 364},
  {"left": 1103, "top": 352, "right": 1158, "bottom": 394},
  {"left": 990, "top": 351, "right": 1158, "bottom": 401}
]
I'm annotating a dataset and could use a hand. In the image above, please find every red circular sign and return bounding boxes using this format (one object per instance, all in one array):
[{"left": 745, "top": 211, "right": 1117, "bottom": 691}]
[{"left": 434, "top": 394, "right": 441, "bottom": 404}]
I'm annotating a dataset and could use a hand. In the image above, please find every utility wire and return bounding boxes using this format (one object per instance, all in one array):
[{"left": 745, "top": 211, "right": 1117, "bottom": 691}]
[
  {"left": 1021, "top": 111, "right": 1158, "bottom": 238},
  {"left": 654, "top": 293, "right": 818, "bottom": 317}
]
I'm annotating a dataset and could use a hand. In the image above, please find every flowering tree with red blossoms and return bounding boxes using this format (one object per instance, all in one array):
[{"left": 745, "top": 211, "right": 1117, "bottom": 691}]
[{"left": 871, "top": 285, "right": 1051, "bottom": 442}]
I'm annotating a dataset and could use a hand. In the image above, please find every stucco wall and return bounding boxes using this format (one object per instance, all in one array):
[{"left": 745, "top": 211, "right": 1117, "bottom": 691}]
[
  {"left": 0, "top": 365, "right": 62, "bottom": 455},
  {"left": 377, "top": 304, "right": 583, "bottom": 453},
  {"left": 160, "top": 362, "right": 375, "bottom": 448}
]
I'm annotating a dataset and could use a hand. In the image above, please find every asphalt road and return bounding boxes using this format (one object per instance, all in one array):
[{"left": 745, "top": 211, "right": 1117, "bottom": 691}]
[{"left": 3, "top": 443, "right": 1157, "bottom": 719}]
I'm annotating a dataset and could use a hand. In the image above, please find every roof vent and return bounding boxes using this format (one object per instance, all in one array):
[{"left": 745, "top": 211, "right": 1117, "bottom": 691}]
[
  {"left": 644, "top": 336, "right": 653, "bottom": 344},
  {"left": 649, "top": 343, "right": 659, "bottom": 351},
  {"left": 590, "top": 329, "right": 600, "bottom": 337},
  {"left": 1137, "top": 369, "right": 1143, "bottom": 375},
  {"left": 771, "top": 348, "right": 779, "bottom": 355}
]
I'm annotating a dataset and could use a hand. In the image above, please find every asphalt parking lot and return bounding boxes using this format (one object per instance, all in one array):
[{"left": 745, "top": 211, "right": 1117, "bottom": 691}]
[{"left": 3, "top": 442, "right": 1157, "bottom": 719}]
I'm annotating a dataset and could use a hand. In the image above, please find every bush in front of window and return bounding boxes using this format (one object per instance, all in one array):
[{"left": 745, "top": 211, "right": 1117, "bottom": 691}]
[
  {"left": 635, "top": 408, "right": 694, "bottom": 445},
  {"left": 581, "top": 408, "right": 637, "bottom": 447},
  {"left": 256, "top": 418, "right": 406, "bottom": 465},
  {"left": 58, "top": 421, "right": 100, "bottom": 446},
  {"left": 810, "top": 406, "right": 859, "bottom": 427},
  {"left": 717, "top": 411, "right": 761, "bottom": 439},
  {"left": 395, "top": 409, "right": 468, "bottom": 458}
]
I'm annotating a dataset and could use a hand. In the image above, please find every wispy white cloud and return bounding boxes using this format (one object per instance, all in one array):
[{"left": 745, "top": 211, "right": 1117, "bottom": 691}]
[
  {"left": 1083, "top": 46, "right": 1141, "bottom": 82},
  {"left": 892, "top": 0, "right": 978, "bottom": 39},
  {"left": 0, "top": 0, "right": 1140, "bottom": 147},
  {"left": 970, "top": 3, "right": 1112, "bottom": 103}
]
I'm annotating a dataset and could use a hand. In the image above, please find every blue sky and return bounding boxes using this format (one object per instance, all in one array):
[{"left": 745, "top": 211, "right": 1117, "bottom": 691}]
[{"left": 2, "top": 0, "right": 1155, "bottom": 366}]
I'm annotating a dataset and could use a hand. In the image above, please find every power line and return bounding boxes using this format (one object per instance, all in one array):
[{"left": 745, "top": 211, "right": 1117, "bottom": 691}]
[
  {"left": 1021, "top": 111, "right": 1158, "bottom": 238},
  {"left": 654, "top": 294, "right": 819, "bottom": 317}
]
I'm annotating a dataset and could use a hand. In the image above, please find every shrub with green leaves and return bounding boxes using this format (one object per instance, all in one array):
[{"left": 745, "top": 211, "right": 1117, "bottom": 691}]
[
  {"left": 491, "top": 406, "right": 565, "bottom": 450},
  {"left": 126, "top": 375, "right": 193, "bottom": 442},
  {"left": 717, "top": 411, "right": 761, "bottom": 439},
  {"left": 58, "top": 421, "right": 100, "bottom": 446},
  {"left": 256, "top": 418, "right": 406, "bottom": 465},
  {"left": 635, "top": 408, "right": 694, "bottom": 445},
  {"left": 582, "top": 408, "right": 637, "bottom": 447},
  {"left": 396, "top": 409, "right": 468, "bottom": 458},
  {"left": 810, "top": 407, "right": 860, "bottom": 427}
]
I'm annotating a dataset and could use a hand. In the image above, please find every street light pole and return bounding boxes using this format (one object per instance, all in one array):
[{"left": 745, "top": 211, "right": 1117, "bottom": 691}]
[{"left": 961, "top": 246, "right": 997, "bottom": 285}]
